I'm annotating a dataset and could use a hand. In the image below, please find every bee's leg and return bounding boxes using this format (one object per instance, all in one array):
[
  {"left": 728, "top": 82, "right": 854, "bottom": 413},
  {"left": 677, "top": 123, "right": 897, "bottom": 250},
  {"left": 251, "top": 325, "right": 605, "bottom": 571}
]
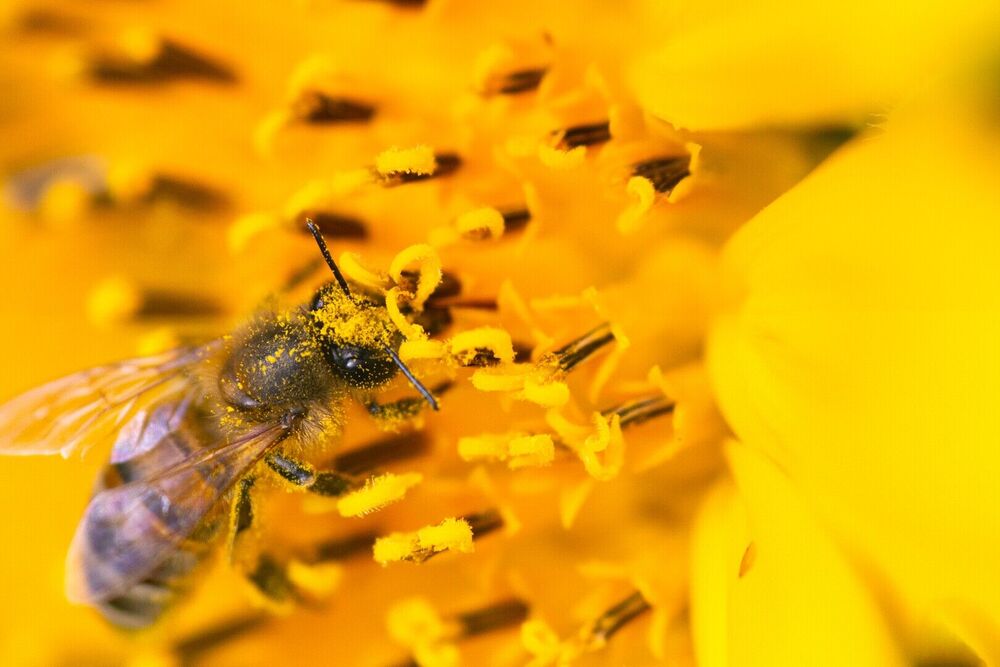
[
  {"left": 226, "top": 476, "right": 256, "bottom": 560},
  {"left": 226, "top": 476, "right": 308, "bottom": 609},
  {"left": 364, "top": 380, "right": 453, "bottom": 426},
  {"left": 265, "top": 452, "right": 354, "bottom": 496}
]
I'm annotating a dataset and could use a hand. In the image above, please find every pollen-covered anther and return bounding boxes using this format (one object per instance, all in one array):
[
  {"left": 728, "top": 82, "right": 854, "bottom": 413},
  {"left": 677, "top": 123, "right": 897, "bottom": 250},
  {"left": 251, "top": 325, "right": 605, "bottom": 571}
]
[
  {"left": 469, "top": 324, "right": 616, "bottom": 407},
  {"left": 390, "top": 244, "right": 443, "bottom": 310},
  {"left": 375, "top": 146, "right": 462, "bottom": 186},
  {"left": 458, "top": 433, "right": 555, "bottom": 469},
  {"left": 448, "top": 327, "right": 515, "bottom": 367},
  {"left": 454, "top": 207, "right": 505, "bottom": 241},
  {"left": 537, "top": 144, "right": 587, "bottom": 170},
  {"left": 286, "top": 559, "right": 343, "bottom": 598},
  {"left": 336, "top": 472, "right": 423, "bottom": 517},
  {"left": 86, "top": 29, "right": 235, "bottom": 85},
  {"left": 373, "top": 517, "right": 474, "bottom": 565}
]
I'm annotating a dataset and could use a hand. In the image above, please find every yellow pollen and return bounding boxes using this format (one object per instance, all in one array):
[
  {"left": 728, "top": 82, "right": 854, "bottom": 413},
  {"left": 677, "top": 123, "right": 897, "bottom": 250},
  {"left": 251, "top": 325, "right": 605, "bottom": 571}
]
[
  {"left": 336, "top": 472, "right": 424, "bottom": 517},
  {"left": 455, "top": 207, "right": 505, "bottom": 241},
  {"left": 448, "top": 327, "right": 515, "bottom": 366}
]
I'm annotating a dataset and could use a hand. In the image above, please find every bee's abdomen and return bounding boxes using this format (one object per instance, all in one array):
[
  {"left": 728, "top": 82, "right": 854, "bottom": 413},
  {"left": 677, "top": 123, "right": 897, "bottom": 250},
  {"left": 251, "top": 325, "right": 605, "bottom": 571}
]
[
  {"left": 84, "top": 403, "right": 227, "bottom": 629},
  {"left": 94, "top": 522, "right": 220, "bottom": 630}
]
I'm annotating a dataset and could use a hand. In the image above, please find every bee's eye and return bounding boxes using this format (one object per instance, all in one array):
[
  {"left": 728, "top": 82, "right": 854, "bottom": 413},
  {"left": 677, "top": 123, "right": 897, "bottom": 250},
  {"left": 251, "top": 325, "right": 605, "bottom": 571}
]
[{"left": 324, "top": 343, "right": 397, "bottom": 388}]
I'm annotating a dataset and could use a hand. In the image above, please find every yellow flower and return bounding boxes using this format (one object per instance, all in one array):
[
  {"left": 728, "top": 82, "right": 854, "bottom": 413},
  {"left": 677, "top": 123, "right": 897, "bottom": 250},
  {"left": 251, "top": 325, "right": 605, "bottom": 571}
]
[{"left": 0, "top": 1, "right": 997, "bottom": 666}]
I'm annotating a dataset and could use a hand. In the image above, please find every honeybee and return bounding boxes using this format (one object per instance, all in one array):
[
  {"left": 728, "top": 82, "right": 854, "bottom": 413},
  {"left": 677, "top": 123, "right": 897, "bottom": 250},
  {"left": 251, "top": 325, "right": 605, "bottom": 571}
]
[{"left": 0, "top": 222, "right": 441, "bottom": 628}]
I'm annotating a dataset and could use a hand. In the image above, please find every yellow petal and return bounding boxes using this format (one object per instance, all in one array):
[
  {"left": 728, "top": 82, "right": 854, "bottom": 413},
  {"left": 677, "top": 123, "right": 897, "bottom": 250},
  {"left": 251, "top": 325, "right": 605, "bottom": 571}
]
[
  {"left": 709, "top": 109, "right": 1000, "bottom": 655},
  {"left": 630, "top": 0, "right": 1000, "bottom": 130},
  {"left": 690, "top": 442, "right": 905, "bottom": 666}
]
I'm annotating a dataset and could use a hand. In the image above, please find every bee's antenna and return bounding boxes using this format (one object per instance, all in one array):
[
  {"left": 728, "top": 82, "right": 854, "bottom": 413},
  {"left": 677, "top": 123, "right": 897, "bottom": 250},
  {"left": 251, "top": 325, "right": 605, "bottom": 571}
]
[
  {"left": 384, "top": 345, "right": 440, "bottom": 411},
  {"left": 306, "top": 219, "right": 352, "bottom": 296}
]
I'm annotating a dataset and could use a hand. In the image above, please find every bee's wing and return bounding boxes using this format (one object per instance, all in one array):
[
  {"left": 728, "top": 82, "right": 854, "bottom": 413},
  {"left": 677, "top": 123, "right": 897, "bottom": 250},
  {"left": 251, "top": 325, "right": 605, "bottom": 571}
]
[
  {"left": 65, "top": 422, "right": 290, "bottom": 604},
  {"left": 0, "top": 343, "right": 219, "bottom": 459}
]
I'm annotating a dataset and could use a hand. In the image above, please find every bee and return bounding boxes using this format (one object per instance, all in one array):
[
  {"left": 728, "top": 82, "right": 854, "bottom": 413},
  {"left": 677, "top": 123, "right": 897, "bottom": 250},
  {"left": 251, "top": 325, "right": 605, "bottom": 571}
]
[{"left": 0, "top": 222, "right": 441, "bottom": 628}]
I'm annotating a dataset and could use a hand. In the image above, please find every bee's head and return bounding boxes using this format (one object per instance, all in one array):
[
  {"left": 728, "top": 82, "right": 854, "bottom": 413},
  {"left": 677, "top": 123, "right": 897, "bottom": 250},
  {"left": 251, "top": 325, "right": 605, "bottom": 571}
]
[
  {"left": 308, "top": 282, "right": 400, "bottom": 389},
  {"left": 303, "top": 220, "right": 439, "bottom": 410}
]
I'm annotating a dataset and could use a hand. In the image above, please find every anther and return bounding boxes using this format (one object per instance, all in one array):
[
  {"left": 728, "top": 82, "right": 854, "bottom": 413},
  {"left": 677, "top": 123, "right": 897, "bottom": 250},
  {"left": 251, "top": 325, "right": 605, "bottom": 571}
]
[
  {"left": 381, "top": 152, "right": 463, "bottom": 186},
  {"left": 463, "top": 508, "right": 504, "bottom": 539},
  {"left": 309, "top": 531, "right": 380, "bottom": 563},
  {"left": 586, "top": 590, "right": 651, "bottom": 643},
  {"left": 500, "top": 208, "right": 532, "bottom": 233},
  {"left": 631, "top": 155, "right": 691, "bottom": 194},
  {"left": 16, "top": 9, "right": 81, "bottom": 36},
  {"left": 86, "top": 276, "right": 225, "bottom": 328},
  {"left": 553, "top": 121, "right": 611, "bottom": 150},
  {"left": 174, "top": 613, "right": 270, "bottom": 663},
  {"left": 601, "top": 395, "right": 676, "bottom": 429},
  {"left": 295, "top": 210, "right": 368, "bottom": 239},
  {"left": 488, "top": 67, "right": 548, "bottom": 95},
  {"left": 148, "top": 175, "right": 228, "bottom": 211},
  {"left": 291, "top": 91, "right": 376, "bottom": 124},
  {"left": 89, "top": 38, "right": 236, "bottom": 85},
  {"left": 331, "top": 431, "right": 431, "bottom": 476},
  {"left": 456, "top": 598, "right": 530, "bottom": 637},
  {"left": 549, "top": 323, "right": 616, "bottom": 372}
]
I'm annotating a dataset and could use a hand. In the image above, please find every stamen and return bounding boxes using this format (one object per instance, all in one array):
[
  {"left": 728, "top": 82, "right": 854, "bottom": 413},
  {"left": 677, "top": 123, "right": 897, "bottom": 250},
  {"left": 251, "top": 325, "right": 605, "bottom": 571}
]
[
  {"left": 86, "top": 276, "right": 225, "bottom": 328},
  {"left": 456, "top": 598, "right": 530, "bottom": 637},
  {"left": 89, "top": 38, "right": 236, "bottom": 85},
  {"left": 148, "top": 175, "right": 228, "bottom": 211},
  {"left": 310, "top": 531, "right": 380, "bottom": 563},
  {"left": 631, "top": 156, "right": 691, "bottom": 194},
  {"left": 586, "top": 590, "right": 651, "bottom": 643},
  {"left": 331, "top": 431, "right": 431, "bottom": 475},
  {"left": 549, "top": 322, "right": 616, "bottom": 372},
  {"left": 553, "top": 121, "right": 611, "bottom": 150},
  {"left": 492, "top": 67, "right": 548, "bottom": 95},
  {"left": 16, "top": 9, "right": 81, "bottom": 36},
  {"left": 500, "top": 208, "right": 532, "bottom": 233},
  {"left": 359, "top": 0, "right": 427, "bottom": 7},
  {"left": 379, "top": 152, "right": 463, "bottom": 186},
  {"left": 174, "top": 613, "right": 270, "bottom": 663},
  {"left": 463, "top": 508, "right": 505, "bottom": 539},
  {"left": 601, "top": 395, "right": 676, "bottom": 429},
  {"left": 295, "top": 210, "right": 368, "bottom": 239},
  {"left": 290, "top": 91, "right": 376, "bottom": 124}
]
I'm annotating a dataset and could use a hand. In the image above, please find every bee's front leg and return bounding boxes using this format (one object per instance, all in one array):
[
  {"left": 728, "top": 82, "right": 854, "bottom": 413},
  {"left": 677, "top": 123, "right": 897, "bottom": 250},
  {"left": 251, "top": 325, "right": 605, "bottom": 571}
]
[{"left": 364, "top": 380, "right": 453, "bottom": 427}]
